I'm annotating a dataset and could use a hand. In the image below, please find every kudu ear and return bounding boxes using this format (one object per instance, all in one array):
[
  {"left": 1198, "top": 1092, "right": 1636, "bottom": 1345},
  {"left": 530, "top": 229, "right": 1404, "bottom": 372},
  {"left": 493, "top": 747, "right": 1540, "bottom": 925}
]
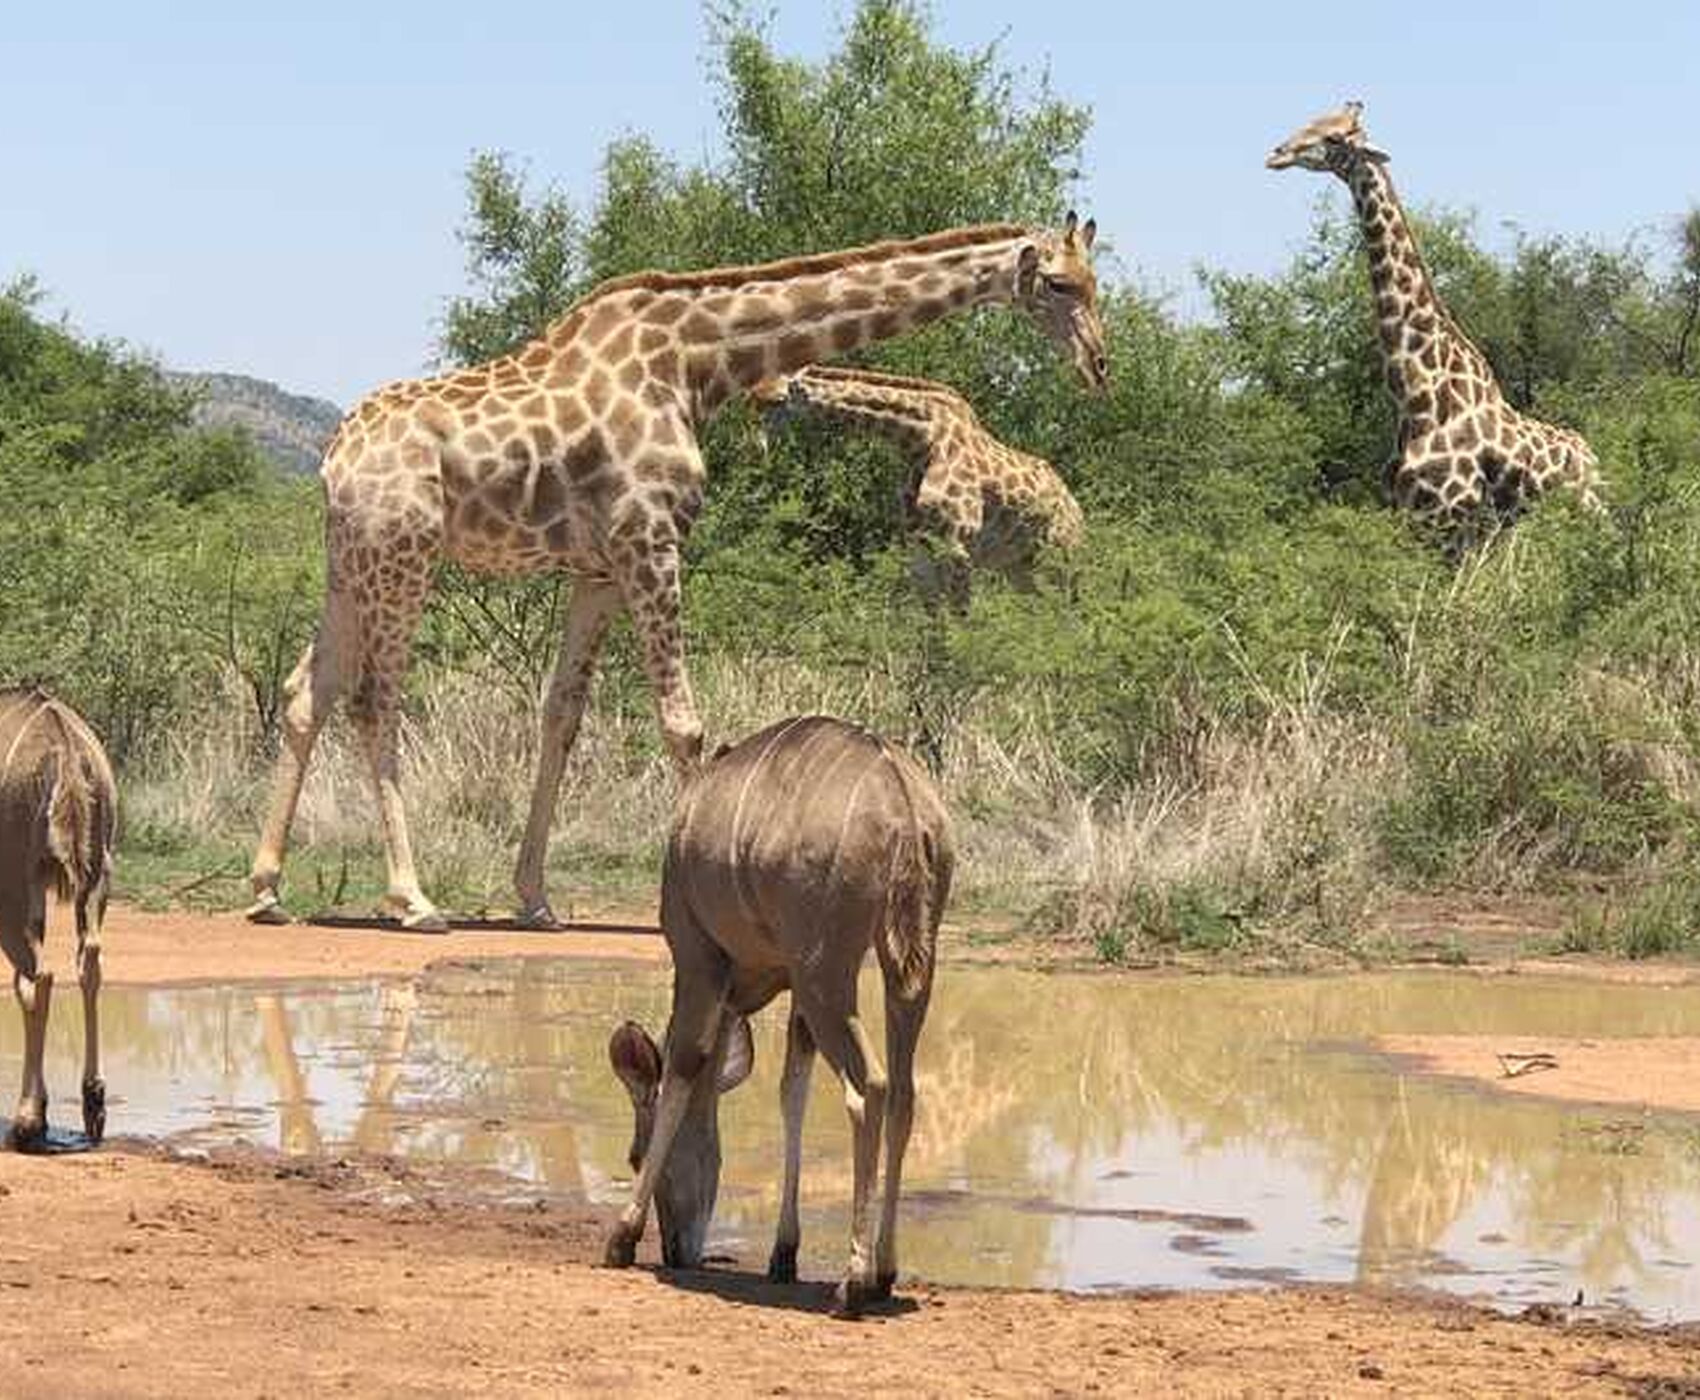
[
  {"left": 609, "top": 1021, "right": 662, "bottom": 1104},
  {"left": 1080, "top": 216, "right": 1097, "bottom": 251},
  {"left": 716, "top": 1015, "right": 755, "bottom": 1094}
]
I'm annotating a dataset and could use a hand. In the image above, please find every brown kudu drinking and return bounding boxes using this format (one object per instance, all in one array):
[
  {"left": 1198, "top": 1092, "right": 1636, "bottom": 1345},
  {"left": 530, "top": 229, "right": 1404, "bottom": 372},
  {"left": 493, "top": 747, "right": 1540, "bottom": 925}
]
[{"left": 603, "top": 715, "right": 954, "bottom": 1313}]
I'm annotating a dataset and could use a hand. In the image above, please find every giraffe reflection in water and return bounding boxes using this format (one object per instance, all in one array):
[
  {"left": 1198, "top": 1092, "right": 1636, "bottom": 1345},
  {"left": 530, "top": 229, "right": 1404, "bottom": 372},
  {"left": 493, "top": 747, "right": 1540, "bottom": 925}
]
[{"left": 10, "top": 965, "right": 1700, "bottom": 1315}]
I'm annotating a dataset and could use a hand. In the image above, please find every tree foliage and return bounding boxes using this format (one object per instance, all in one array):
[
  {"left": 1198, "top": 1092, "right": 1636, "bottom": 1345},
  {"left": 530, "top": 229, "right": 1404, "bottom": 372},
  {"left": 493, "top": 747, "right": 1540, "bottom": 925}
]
[{"left": 9, "top": 1, "right": 1700, "bottom": 908}]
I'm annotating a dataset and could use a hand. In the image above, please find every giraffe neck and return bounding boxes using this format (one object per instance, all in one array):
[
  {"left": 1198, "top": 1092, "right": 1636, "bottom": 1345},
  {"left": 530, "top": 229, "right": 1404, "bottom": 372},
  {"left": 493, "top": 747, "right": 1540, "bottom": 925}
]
[
  {"left": 787, "top": 370, "right": 963, "bottom": 456},
  {"left": 559, "top": 227, "right": 1032, "bottom": 421},
  {"left": 1340, "top": 157, "right": 1499, "bottom": 417}
]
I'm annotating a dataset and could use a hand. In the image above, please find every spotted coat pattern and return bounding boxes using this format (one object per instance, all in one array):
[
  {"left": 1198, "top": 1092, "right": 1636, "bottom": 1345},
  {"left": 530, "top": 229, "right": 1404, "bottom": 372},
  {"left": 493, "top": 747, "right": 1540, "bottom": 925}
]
[
  {"left": 248, "top": 219, "right": 1107, "bottom": 927},
  {"left": 1268, "top": 104, "right": 1601, "bottom": 553},
  {"left": 753, "top": 365, "right": 1083, "bottom": 605}
]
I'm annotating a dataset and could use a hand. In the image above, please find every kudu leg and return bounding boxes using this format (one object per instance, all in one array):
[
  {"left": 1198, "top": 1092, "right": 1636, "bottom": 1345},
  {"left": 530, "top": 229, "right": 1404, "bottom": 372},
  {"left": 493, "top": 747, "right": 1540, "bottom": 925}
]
[
  {"left": 7, "top": 890, "right": 50, "bottom": 1147},
  {"left": 799, "top": 997, "right": 887, "bottom": 1314},
  {"left": 75, "top": 895, "right": 105, "bottom": 1142},
  {"left": 767, "top": 1004, "right": 816, "bottom": 1283},
  {"left": 604, "top": 981, "right": 730, "bottom": 1268},
  {"left": 874, "top": 990, "right": 931, "bottom": 1296}
]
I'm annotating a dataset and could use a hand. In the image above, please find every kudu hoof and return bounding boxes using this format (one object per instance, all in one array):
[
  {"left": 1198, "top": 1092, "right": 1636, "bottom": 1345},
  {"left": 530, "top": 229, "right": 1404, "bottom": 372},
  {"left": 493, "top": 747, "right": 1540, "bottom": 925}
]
[
  {"left": 833, "top": 1276, "right": 872, "bottom": 1320},
  {"left": 766, "top": 1245, "right": 798, "bottom": 1284},
  {"left": 872, "top": 1270, "right": 897, "bottom": 1301},
  {"left": 9, "top": 1101, "right": 47, "bottom": 1152},
  {"left": 603, "top": 1227, "right": 639, "bottom": 1269},
  {"left": 82, "top": 1078, "right": 107, "bottom": 1144}
]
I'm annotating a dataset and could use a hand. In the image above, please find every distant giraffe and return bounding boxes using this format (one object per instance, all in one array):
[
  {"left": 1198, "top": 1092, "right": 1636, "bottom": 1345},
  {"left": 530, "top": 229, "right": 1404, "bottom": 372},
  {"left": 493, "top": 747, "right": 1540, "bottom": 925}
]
[
  {"left": 751, "top": 364, "right": 1083, "bottom": 607},
  {"left": 249, "top": 216, "right": 1105, "bottom": 930},
  {"left": 1267, "top": 102, "right": 1601, "bottom": 551}
]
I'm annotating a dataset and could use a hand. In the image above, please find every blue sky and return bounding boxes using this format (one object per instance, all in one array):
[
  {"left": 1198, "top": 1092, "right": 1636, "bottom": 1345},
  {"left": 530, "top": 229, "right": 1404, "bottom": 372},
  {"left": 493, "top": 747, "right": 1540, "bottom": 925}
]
[{"left": 4, "top": 2, "right": 1695, "bottom": 406}]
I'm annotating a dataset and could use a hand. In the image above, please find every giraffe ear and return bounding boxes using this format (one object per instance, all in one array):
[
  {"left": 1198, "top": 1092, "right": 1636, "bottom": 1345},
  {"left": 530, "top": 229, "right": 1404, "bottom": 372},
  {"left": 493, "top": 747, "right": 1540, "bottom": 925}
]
[
  {"left": 1361, "top": 143, "right": 1390, "bottom": 164},
  {"left": 1016, "top": 242, "right": 1041, "bottom": 296}
]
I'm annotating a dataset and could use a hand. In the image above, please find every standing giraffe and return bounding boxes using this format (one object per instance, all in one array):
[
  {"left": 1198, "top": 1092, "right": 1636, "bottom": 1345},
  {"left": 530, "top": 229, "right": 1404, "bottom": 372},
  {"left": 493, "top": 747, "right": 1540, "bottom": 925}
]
[
  {"left": 750, "top": 365, "right": 1084, "bottom": 608},
  {"left": 1266, "top": 102, "right": 1601, "bottom": 550},
  {"left": 249, "top": 216, "right": 1105, "bottom": 930}
]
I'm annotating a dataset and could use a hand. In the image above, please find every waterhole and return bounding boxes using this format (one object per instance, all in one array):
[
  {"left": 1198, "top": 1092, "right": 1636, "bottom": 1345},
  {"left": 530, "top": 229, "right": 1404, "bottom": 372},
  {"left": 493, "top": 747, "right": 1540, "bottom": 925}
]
[{"left": 6, "top": 961, "right": 1700, "bottom": 1319}]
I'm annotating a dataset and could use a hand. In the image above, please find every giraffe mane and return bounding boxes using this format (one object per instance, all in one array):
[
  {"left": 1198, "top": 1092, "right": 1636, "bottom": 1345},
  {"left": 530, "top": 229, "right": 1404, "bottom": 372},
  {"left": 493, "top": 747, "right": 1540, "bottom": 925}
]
[
  {"left": 582, "top": 224, "right": 1030, "bottom": 303},
  {"left": 1364, "top": 166, "right": 1493, "bottom": 374}
]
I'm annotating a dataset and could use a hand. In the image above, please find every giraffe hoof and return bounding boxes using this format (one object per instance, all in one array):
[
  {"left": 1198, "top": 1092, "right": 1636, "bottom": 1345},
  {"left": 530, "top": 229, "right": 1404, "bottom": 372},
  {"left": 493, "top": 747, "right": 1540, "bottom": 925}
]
[
  {"left": 245, "top": 895, "right": 293, "bottom": 926},
  {"left": 767, "top": 1244, "right": 798, "bottom": 1284},
  {"left": 399, "top": 908, "right": 450, "bottom": 934}
]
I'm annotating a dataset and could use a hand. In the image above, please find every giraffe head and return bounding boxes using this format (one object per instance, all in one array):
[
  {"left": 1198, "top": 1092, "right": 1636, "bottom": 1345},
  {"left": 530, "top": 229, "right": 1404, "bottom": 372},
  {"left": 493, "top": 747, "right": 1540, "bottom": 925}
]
[
  {"left": 1266, "top": 101, "right": 1389, "bottom": 174},
  {"left": 747, "top": 375, "right": 804, "bottom": 454},
  {"left": 1016, "top": 211, "right": 1108, "bottom": 391}
]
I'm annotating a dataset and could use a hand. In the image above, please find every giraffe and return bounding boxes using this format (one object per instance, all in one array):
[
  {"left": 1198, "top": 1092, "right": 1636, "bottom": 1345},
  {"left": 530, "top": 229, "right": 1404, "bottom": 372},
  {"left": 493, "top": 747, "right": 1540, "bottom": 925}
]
[
  {"left": 750, "top": 364, "right": 1084, "bottom": 608},
  {"left": 1266, "top": 102, "right": 1601, "bottom": 551},
  {"left": 248, "top": 215, "right": 1105, "bottom": 930}
]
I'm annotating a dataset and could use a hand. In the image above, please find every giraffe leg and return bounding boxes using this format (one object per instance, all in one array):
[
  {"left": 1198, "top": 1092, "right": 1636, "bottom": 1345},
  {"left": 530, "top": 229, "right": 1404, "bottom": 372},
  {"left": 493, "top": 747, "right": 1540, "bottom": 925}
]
[
  {"left": 616, "top": 541, "right": 704, "bottom": 776},
  {"left": 248, "top": 590, "right": 356, "bottom": 922},
  {"left": 348, "top": 567, "right": 443, "bottom": 931},
  {"left": 513, "top": 579, "right": 622, "bottom": 927}
]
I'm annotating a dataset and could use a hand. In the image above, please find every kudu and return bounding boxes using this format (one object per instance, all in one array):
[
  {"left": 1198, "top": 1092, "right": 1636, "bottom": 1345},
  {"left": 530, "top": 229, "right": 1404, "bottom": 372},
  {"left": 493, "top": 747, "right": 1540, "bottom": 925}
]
[
  {"left": 0, "top": 688, "right": 116, "bottom": 1147},
  {"left": 604, "top": 715, "right": 953, "bottom": 1313}
]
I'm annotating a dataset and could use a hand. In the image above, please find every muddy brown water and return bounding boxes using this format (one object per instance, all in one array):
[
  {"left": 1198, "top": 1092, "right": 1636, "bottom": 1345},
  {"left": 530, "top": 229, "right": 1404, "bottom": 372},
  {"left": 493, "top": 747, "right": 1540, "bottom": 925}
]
[{"left": 6, "top": 961, "right": 1700, "bottom": 1320}]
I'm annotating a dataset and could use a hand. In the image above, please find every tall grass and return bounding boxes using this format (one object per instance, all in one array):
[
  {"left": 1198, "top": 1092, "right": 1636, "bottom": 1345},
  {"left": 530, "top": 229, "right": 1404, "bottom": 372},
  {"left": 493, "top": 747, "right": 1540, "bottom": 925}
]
[{"left": 119, "top": 568, "right": 1700, "bottom": 964}]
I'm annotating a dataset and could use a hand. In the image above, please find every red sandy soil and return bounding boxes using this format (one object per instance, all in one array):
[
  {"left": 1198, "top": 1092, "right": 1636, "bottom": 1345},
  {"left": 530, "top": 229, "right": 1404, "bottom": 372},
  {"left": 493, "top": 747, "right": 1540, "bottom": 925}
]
[
  {"left": 1378, "top": 1033, "right": 1700, "bottom": 1115},
  {"left": 37, "top": 904, "right": 666, "bottom": 988},
  {"left": 7, "top": 901, "right": 1700, "bottom": 1395},
  {"left": 2, "top": 1146, "right": 1696, "bottom": 1399}
]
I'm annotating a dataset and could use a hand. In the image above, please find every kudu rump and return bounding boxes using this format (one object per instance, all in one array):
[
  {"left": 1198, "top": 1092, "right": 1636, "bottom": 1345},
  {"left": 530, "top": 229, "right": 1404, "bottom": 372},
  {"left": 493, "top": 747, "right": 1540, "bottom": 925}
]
[
  {"left": 0, "top": 688, "right": 115, "bottom": 1147},
  {"left": 604, "top": 715, "right": 954, "bottom": 1313}
]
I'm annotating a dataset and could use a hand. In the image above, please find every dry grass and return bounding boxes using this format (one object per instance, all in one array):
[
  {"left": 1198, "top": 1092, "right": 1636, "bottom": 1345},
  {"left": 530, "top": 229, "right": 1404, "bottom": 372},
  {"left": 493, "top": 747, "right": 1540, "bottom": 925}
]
[{"left": 122, "top": 641, "right": 1404, "bottom": 957}]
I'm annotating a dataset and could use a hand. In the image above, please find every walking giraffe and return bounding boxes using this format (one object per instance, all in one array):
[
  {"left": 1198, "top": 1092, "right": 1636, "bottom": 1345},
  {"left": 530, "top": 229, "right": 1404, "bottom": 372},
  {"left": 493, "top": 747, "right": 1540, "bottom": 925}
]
[
  {"left": 1267, "top": 102, "right": 1600, "bottom": 552},
  {"left": 249, "top": 216, "right": 1104, "bottom": 929},
  {"left": 751, "top": 364, "right": 1084, "bottom": 608}
]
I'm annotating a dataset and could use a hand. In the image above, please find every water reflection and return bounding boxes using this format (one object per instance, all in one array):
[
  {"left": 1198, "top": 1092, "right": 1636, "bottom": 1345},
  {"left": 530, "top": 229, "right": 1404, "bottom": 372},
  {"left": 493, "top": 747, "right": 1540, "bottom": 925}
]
[{"left": 7, "top": 963, "right": 1700, "bottom": 1317}]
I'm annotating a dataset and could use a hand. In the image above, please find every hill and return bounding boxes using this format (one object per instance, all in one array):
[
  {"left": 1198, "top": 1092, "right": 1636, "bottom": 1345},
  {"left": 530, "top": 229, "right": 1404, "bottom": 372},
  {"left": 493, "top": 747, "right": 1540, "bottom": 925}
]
[{"left": 169, "top": 371, "right": 343, "bottom": 475}]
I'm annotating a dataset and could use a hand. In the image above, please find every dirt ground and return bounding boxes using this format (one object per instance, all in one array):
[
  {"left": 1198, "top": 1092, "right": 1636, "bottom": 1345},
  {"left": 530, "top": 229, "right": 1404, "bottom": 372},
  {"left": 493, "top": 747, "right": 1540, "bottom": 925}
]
[
  {"left": 3, "top": 1146, "right": 1698, "bottom": 1399},
  {"left": 8, "top": 901, "right": 1700, "bottom": 1396},
  {"left": 37, "top": 903, "right": 667, "bottom": 987},
  {"left": 1377, "top": 1033, "right": 1700, "bottom": 1115}
]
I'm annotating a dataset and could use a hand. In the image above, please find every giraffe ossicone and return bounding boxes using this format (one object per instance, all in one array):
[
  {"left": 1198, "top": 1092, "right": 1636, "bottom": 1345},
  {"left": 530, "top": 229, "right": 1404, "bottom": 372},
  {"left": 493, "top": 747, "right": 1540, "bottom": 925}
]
[
  {"left": 247, "top": 216, "right": 1107, "bottom": 930},
  {"left": 751, "top": 364, "right": 1084, "bottom": 609},
  {"left": 1267, "top": 102, "right": 1602, "bottom": 554}
]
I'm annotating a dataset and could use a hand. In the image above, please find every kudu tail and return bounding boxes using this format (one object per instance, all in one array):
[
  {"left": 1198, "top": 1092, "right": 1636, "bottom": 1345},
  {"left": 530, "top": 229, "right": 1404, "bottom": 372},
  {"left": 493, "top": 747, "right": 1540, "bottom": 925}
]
[
  {"left": 876, "top": 746, "right": 951, "bottom": 1004},
  {"left": 41, "top": 711, "right": 114, "bottom": 906}
]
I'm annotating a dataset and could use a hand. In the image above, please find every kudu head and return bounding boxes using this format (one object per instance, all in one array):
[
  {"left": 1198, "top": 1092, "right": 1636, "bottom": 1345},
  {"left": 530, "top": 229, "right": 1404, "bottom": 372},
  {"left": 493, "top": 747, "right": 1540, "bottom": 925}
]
[{"left": 608, "top": 1014, "right": 755, "bottom": 1268}]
